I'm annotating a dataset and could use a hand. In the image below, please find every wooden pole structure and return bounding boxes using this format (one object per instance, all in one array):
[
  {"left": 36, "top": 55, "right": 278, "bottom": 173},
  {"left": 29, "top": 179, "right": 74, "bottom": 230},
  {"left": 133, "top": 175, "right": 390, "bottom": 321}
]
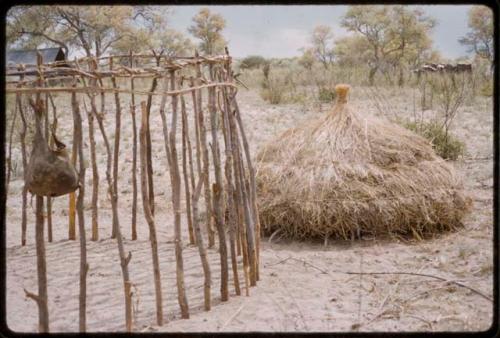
[
  {"left": 24, "top": 194, "right": 49, "bottom": 332},
  {"left": 46, "top": 94, "right": 58, "bottom": 243},
  {"left": 180, "top": 94, "right": 196, "bottom": 245},
  {"left": 17, "top": 71, "right": 28, "bottom": 246},
  {"left": 87, "top": 92, "right": 99, "bottom": 242},
  {"left": 110, "top": 57, "right": 122, "bottom": 239},
  {"left": 194, "top": 51, "right": 215, "bottom": 247},
  {"left": 71, "top": 85, "right": 88, "bottom": 332},
  {"left": 168, "top": 70, "right": 189, "bottom": 318},
  {"left": 129, "top": 51, "right": 138, "bottom": 241},
  {"left": 207, "top": 63, "right": 229, "bottom": 302},
  {"left": 6, "top": 101, "right": 18, "bottom": 198},
  {"left": 24, "top": 54, "right": 50, "bottom": 331},
  {"left": 232, "top": 97, "right": 261, "bottom": 281},
  {"left": 145, "top": 51, "right": 162, "bottom": 216},
  {"left": 189, "top": 79, "right": 212, "bottom": 310},
  {"left": 216, "top": 68, "right": 241, "bottom": 297},
  {"left": 79, "top": 58, "right": 133, "bottom": 331},
  {"left": 139, "top": 101, "right": 164, "bottom": 326},
  {"left": 43, "top": 95, "right": 53, "bottom": 243},
  {"left": 68, "top": 115, "right": 77, "bottom": 240}
]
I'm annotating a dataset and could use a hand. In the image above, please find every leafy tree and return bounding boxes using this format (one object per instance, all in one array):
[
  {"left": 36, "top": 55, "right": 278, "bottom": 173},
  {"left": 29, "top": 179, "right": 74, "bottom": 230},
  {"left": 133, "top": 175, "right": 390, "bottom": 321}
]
[
  {"left": 112, "top": 28, "right": 193, "bottom": 57},
  {"left": 239, "top": 55, "right": 268, "bottom": 70},
  {"left": 341, "top": 5, "right": 435, "bottom": 85},
  {"left": 459, "top": 5, "right": 494, "bottom": 63},
  {"left": 188, "top": 8, "right": 227, "bottom": 55},
  {"left": 310, "top": 25, "right": 335, "bottom": 69},
  {"left": 7, "top": 6, "right": 169, "bottom": 58},
  {"left": 298, "top": 48, "right": 315, "bottom": 71}
]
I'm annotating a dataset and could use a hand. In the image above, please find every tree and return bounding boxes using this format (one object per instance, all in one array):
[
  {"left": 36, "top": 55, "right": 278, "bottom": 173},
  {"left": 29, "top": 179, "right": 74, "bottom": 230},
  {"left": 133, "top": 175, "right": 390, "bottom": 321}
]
[
  {"left": 239, "top": 55, "right": 268, "bottom": 70},
  {"left": 188, "top": 8, "right": 227, "bottom": 55},
  {"left": 6, "top": 6, "right": 169, "bottom": 58},
  {"left": 113, "top": 28, "right": 193, "bottom": 57},
  {"left": 298, "top": 48, "right": 315, "bottom": 71},
  {"left": 310, "top": 25, "right": 335, "bottom": 69},
  {"left": 459, "top": 6, "right": 493, "bottom": 63},
  {"left": 341, "top": 5, "right": 435, "bottom": 85}
]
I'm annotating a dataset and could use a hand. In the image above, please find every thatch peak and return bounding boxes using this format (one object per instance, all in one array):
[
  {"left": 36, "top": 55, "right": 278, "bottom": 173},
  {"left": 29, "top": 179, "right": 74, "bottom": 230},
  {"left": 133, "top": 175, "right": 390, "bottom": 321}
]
[{"left": 335, "top": 84, "right": 350, "bottom": 104}]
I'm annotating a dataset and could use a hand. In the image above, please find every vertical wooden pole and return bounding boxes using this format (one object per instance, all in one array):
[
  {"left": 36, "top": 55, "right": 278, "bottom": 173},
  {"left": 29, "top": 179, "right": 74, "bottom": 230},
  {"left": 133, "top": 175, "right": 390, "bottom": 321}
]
[
  {"left": 145, "top": 53, "right": 160, "bottom": 215},
  {"left": 217, "top": 68, "right": 241, "bottom": 296},
  {"left": 25, "top": 62, "right": 50, "bottom": 330},
  {"left": 219, "top": 87, "right": 241, "bottom": 296},
  {"left": 47, "top": 94, "right": 58, "bottom": 243},
  {"left": 43, "top": 95, "right": 52, "bottom": 243},
  {"left": 72, "top": 85, "right": 88, "bottom": 332},
  {"left": 189, "top": 79, "right": 212, "bottom": 310},
  {"left": 169, "top": 70, "right": 190, "bottom": 318},
  {"left": 180, "top": 94, "right": 196, "bottom": 245},
  {"left": 35, "top": 195, "right": 49, "bottom": 332},
  {"left": 232, "top": 98, "right": 261, "bottom": 281},
  {"left": 208, "top": 64, "right": 229, "bottom": 302},
  {"left": 88, "top": 99, "right": 99, "bottom": 242},
  {"left": 80, "top": 58, "right": 133, "bottom": 331},
  {"left": 17, "top": 87, "right": 28, "bottom": 246},
  {"left": 110, "top": 57, "right": 122, "bottom": 239},
  {"left": 140, "top": 101, "right": 164, "bottom": 326},
  {"left": 6, "top": 96, "right": 18, "bottom": 198},
  {"left": 130, "top": 51, "right": 138, "bottom": 241},
  {"left": 194, "top": 51, "right": 215, "bottom": 247},
  {"left": 68, "top": 129, "right": 77, "bottom": 240}
]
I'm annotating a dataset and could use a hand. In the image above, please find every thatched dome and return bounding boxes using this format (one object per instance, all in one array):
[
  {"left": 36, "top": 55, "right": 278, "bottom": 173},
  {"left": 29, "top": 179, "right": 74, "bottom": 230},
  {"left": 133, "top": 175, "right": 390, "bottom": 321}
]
[{"left": 256, "top": 84, "right": 471, "bottom": 240}]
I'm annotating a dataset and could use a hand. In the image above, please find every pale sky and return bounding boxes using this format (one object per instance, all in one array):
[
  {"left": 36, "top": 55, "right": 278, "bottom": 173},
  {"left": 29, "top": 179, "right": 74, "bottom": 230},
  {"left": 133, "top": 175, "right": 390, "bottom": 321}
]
[{"left": 168, "top": 5, "right": 475, "bottom": 59}]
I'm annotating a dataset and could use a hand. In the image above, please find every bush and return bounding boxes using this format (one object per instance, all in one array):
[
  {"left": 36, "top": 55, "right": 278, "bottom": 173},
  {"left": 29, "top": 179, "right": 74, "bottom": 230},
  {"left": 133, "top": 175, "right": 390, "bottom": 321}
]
[
  {"left": 317, "top": 86, "right": 336, "bottom": 103},
  {"left": 404, "top": 121, "right": 465, "bottom": 160},
  {"left": 239, "top": 55, "right": 268, "bottom": 70},
  {"left": 479, "top": 80, "right": 493, "bottom": 97}
]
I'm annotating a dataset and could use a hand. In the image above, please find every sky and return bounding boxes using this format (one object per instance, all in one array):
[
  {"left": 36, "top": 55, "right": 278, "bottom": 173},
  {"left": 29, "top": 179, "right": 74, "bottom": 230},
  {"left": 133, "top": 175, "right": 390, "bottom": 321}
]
[{"left": 168, "top": 5, "right": 474, "bottom": 59}]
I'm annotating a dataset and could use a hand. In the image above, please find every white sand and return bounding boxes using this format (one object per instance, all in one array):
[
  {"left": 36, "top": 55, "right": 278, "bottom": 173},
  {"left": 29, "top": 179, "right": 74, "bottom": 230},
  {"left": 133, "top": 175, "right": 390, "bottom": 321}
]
[{"left": 6, "top": 87, "right": 493, "bottom": 332}]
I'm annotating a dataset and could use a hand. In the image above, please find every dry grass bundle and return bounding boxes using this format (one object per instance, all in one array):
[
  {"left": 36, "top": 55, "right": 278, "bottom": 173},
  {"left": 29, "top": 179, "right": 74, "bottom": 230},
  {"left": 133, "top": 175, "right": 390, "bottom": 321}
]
[{"left": 256, "top": 84, "right": 472, "bottom": 240}]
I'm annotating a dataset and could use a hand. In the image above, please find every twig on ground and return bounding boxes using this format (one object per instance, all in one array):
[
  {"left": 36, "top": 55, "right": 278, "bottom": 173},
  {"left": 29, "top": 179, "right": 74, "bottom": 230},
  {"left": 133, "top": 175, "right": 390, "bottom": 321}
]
[{"left": 220, "top": 302, "right": 246, "bottom": 331}]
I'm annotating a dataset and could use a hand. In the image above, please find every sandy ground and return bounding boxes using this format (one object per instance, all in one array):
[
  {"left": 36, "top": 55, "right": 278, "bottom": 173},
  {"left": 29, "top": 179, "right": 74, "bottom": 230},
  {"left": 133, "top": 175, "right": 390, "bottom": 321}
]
[{"left": 5, "top": 86, "right": 494, "bottom": 332}]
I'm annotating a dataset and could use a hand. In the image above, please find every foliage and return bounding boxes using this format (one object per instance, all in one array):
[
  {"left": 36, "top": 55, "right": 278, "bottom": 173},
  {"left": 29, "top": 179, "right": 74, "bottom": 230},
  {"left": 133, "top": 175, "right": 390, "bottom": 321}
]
[
  {"left": 459, "top": 6, "right": 494, "bottom": 63},
  {"left": 341, "top": 5, "right": 436, "bottom": 85},
  {"left": 188, "top": 8, "right": 227, "bottom": 55},
  {"left": 404, "top": 120, "right": 465, "bottom": 160},
  {"left": 318, "top": 86, "right": 336, "bottom": 103},
  {"left": 239, "top": 55, "right": 268, "bottom": 70},
  {"left": 7, "top": 6, "right": 169, "bottom": 57},
  {"left": 309, "top": 25, "right": 335, "bottom": 69}
]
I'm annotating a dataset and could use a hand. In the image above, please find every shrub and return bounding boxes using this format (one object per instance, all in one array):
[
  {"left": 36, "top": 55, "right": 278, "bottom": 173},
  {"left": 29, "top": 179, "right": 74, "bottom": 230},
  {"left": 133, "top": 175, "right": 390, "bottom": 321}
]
[
  {"left": 479, "top": 80, "right": 493, "bottom": 97},
  {"left": 404, "top": 120, "right": 465, "bottom": 160},
  {"left": 317, "top": 86, "right": 336, "bottom": 103},
  {"left": 239, "top": 55, "right": 268, "bottom": 70}
]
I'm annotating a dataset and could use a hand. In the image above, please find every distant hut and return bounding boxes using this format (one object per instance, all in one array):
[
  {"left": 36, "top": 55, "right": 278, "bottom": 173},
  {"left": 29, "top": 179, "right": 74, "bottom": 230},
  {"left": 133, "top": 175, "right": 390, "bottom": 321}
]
[
  {"left": 256, "top": 84, "right": 472, "bottom": 241},
  {"left": 7, "top": 47, "right": 66, "bottom": 67}
]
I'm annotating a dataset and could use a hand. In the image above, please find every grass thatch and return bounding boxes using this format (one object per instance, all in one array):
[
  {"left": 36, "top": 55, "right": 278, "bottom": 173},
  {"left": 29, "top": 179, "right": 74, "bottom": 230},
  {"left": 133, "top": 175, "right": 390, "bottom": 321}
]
[{"left": 256, "top": 84, "right": 472, "bottom": 241}]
